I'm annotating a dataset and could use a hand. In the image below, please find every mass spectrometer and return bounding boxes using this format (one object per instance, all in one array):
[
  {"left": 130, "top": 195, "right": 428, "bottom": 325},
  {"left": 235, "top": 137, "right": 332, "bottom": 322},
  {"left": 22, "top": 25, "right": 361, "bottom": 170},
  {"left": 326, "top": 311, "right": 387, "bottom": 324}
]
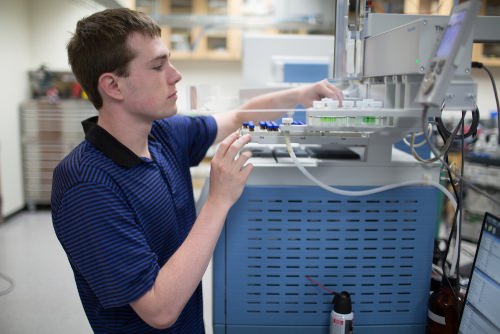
[{"left": 195, "top": 1, "right": 492, "bottom": 333}]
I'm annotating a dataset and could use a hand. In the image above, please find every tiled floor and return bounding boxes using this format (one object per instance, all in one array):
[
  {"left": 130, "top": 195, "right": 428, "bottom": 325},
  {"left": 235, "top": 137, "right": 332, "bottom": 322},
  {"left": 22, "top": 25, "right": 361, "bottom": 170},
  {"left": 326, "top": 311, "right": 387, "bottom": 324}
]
[{"left": 0, "top": 210, "right": 92, "bottom": 334}]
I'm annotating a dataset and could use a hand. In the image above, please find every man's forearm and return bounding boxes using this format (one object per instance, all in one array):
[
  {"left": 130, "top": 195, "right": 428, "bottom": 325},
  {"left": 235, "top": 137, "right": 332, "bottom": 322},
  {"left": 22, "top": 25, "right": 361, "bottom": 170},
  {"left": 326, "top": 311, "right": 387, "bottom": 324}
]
[
  {"left": 130, "top": 199, "right": 229, "bottom": 329},
  {"left": 212, "top": 80, "right": 343, "bottom": 144},
  {"left": 212, "top": 90, "right": 295, "bottom": 143},
  {"left": 130, "top": 132, "right": 253, "bottom": 329}
]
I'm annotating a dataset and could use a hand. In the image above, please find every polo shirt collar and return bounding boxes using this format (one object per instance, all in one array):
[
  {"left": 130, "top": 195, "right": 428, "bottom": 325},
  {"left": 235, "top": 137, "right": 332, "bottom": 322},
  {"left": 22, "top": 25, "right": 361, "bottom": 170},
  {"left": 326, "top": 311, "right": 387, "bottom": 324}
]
[{"left": 82, "top": 116, "right": 145, "bottom": 169}]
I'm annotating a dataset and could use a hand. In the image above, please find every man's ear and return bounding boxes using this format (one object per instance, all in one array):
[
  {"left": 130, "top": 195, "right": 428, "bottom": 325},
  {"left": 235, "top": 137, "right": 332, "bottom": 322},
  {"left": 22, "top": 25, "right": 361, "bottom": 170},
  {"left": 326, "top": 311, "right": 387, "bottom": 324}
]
[{"left": 98, "top": 72, "right": 123, "bottom": 101}]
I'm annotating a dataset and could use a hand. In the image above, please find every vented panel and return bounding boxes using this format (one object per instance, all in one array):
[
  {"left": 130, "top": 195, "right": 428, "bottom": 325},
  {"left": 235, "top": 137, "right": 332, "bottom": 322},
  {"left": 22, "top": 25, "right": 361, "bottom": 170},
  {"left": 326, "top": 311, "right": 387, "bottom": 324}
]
[{"left": 214, "top": 185, "right": 438, "bottom": 332}]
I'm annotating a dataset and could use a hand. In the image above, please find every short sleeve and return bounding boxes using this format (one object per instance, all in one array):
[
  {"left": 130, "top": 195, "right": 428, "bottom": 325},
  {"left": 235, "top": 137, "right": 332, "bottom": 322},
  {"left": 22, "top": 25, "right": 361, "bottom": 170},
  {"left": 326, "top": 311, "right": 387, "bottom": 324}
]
[
  {"left": 53, "top": 182, "right": 160, "bottom": 309},
  {"left": 153, "top": 115, "right": 217, "bottom": 167}
]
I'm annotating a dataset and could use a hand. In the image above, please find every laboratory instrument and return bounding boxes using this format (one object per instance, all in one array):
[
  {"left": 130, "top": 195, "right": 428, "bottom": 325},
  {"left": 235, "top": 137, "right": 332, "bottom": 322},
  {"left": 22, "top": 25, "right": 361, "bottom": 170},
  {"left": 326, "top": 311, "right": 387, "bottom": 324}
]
[{"left": 191, "top": 0, "right": 499, "bottom": 333}]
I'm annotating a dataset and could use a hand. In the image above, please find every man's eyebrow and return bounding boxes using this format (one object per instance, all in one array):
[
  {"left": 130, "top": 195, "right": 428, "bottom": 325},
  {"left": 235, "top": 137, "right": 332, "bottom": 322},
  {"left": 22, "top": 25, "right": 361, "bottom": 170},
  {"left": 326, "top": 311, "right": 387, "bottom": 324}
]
[{"left": 149, "top": 54, "right": 168, "bottom": 63}]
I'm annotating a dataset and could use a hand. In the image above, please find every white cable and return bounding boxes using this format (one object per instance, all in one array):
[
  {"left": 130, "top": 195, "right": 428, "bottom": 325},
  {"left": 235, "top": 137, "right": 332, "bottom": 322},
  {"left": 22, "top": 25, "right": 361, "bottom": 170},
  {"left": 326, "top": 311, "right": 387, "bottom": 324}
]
[
  {"left": 403, "top": 123, "right": 433, "bottom": 148},
  {"left": 410, "top": 123, "right": 457, "bottom": 163},
  {"left": 420, "top": 109, "right": 463, "bottom": 278},
  {"left": 284, "top": 134, "right": 457, "bottom": 207},
  {"left": 285, "top": 133, "right": 462, "bottom": 275},
  {"left": 284, "top": 134, "right": 461, "bottom": 273}
]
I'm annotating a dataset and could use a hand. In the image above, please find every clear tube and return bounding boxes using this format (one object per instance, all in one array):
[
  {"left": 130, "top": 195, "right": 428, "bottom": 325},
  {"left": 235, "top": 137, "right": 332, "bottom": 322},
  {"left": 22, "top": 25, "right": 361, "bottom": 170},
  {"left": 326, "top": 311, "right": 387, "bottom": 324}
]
[
  {"left": 284, "top": 134, "right": 460, "bottom": 275},
  {"left": 284, "top": 134, "right": 457, "bottom": 206}
]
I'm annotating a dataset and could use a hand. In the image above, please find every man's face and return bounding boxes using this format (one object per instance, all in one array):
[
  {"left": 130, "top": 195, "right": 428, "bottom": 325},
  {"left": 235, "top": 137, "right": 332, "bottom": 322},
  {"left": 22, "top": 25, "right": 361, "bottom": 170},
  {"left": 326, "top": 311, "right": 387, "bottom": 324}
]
[{"left": 119, "top": 32, "right": 182, "bottom": 121}]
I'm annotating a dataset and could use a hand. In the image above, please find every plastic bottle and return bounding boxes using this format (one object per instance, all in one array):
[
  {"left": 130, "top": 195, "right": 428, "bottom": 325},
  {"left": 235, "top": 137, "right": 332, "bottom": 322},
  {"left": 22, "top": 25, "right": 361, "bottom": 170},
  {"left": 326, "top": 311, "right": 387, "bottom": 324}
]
[
  {"left": 426, "top": 277, "right": 461, "bottom": 334},
  {"left": 488, "top": 110, "right": 498, "bottom": 130},
  {"left": 330, "top": 291, "right": 354, "bottom": 334}
]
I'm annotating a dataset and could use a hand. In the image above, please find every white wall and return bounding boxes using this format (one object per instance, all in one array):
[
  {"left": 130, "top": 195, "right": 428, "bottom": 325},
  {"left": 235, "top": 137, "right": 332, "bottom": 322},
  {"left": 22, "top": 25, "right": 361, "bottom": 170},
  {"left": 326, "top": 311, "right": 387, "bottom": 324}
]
[
  {"left": 0, "top": 0, "right": 105, "bottom": 216},
  {"left": 0, "top": 0, "right": 31, "bottom": 216},
  {"left": 0, "top": 0, "right": 243, "bottom": 218},
  {"left": 29, "top": 0, "right": 105, "bottom": 70}
]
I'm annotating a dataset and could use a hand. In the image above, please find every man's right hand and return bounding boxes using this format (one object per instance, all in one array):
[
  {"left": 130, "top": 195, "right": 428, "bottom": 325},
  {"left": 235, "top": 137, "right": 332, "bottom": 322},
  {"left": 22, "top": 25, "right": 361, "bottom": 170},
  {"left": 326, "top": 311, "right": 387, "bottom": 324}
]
[{"left": 207, "top": 131, "right": 253, "bottom": 211}]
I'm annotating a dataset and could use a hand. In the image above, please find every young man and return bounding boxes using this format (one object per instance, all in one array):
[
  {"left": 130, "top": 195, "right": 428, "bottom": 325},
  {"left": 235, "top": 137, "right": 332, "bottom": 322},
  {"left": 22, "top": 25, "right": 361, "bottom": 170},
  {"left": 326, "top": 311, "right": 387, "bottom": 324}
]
[{"left": 51, "top": 8, "right": 342, "bottom": 333}]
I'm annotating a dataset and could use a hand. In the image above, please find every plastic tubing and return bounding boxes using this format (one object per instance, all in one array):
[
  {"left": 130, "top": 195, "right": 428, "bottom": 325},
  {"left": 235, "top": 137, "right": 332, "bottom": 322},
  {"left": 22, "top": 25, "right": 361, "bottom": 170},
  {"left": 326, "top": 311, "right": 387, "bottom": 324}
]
[
  {"left": 284, "top": 135, "right": 457, "bottom": 207},
  {"left": 284, "top": 134, "right": 460, "bottom": 275}
]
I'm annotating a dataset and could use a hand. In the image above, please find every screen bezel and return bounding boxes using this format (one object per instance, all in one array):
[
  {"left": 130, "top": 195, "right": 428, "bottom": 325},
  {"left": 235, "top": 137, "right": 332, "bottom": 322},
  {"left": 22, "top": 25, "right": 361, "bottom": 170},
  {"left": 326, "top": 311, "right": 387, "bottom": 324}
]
[{"left": 458, "top": 212, "right": 500, "bottom": 326}]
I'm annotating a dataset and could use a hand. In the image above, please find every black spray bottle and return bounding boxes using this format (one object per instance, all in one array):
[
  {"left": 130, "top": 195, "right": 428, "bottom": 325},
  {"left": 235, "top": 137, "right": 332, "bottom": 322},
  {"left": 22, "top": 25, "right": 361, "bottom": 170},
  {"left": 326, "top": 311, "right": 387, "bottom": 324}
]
[{"left": 330, "top": 291, "right": 354, "bottom": 334}]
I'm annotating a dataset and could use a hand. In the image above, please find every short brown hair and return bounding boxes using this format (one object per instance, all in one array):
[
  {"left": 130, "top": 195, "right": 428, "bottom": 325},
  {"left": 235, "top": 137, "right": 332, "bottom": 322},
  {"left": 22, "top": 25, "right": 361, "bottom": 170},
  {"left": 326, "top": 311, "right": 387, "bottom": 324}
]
[{"left": 67, "top": 8, "right": 161, "bottom": 109}]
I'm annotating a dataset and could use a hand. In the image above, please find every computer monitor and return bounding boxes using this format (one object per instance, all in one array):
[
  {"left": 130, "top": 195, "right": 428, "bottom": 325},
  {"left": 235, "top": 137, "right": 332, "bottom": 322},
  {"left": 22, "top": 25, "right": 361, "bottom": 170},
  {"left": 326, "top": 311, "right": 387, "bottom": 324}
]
[{"left": 458, "top": 212, "right": 500, "bottom": 334}]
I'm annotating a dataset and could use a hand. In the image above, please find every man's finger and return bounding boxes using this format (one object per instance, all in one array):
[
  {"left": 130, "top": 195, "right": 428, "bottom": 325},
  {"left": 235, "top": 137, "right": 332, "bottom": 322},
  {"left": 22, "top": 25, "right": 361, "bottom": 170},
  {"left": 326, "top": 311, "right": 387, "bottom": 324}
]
[
  {"left": 224, "top": 134, "right": 252, "bottom": 160},
  {"left": 213, "top": 131, "right": 240, "bottom": 161}
]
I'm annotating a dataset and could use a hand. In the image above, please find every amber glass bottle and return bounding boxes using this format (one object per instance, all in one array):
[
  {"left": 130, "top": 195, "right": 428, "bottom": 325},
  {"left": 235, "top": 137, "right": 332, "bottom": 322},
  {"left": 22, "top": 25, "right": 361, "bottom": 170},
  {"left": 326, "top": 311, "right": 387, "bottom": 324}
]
[{"left": 426, "top": 278, "right": 461, "bottom": 334}]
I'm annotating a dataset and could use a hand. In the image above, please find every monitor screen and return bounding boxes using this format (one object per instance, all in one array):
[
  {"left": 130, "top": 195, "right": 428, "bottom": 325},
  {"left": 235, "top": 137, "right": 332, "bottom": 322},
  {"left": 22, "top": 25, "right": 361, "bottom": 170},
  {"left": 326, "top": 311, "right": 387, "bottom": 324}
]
[
  {"left": 458, "top": 213, "right": 500, "bottom": 334},
  {"left": 436, "top": 9, "right": 467, "bottom": 58}
]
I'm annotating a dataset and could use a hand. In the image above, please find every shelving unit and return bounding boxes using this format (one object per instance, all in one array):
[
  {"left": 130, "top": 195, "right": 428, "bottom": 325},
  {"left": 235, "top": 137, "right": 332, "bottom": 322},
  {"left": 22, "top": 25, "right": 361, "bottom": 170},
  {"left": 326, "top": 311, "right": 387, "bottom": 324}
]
[
  {"left": 403, "top": 0, "right": 453, "bottom": 15},
  {"left": 136, "top": 0, "right": 243, "bottom": 60},
  {"left": 134, "top": 0, "right": 334, "bottom": 61},
  {"left": 473, "top": 0, "right": 500, "bottom": 67},
  {"left": 20, "top": 100, "right": 97, "bottom": 209},
  {"left": 132, "top": 0, "right": 499, "bottom": 63}
]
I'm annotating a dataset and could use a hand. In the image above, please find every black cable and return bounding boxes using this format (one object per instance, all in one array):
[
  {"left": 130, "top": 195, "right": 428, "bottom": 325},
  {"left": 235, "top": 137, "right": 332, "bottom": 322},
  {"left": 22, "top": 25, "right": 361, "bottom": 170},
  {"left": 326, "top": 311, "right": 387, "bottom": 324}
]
[
  {"left": 0, "top": 272, "right": 15, "bottom": 296},
  {"left": 436, "top": 125, "right": 463, "bottom": 322},
  {"left": 457, "top": 111, "right": 465, "bottom": 284},
  {"left": 422, "top": 108, "right": 500, "bottom": 207},
  {"left": 448, "top": 112, "right": 467, "bottom": 321},
  {"left": 422, "top": 115, "right": 461, "bottom": 311},
  {"left": 435, "top": 108, "right": 480, "bottom": 141},
  {"left": 421, "top": 110, "right": 466, "bottom": 284},
  {"left": 440, "top": 178, "right": 460, "bottom": 321},
  {"left": 446, "top": 113, "right": 466, "bottom": 322},
  {"left": 472, "top": 61, "right": 500, "bottom": 144},
  {"left": 423, "top": 108, "right": 500, "bottom": 324},
  {"left": 438, "top": 119, "right": 463, "bottom": 280}
]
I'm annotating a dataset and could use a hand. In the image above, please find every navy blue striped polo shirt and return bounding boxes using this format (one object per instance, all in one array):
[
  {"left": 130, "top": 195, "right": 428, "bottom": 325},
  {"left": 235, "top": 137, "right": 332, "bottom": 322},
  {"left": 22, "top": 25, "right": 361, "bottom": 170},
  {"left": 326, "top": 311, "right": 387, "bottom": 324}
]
[{"left": 51, "top": 114, "right": 217, "bottom": 333}]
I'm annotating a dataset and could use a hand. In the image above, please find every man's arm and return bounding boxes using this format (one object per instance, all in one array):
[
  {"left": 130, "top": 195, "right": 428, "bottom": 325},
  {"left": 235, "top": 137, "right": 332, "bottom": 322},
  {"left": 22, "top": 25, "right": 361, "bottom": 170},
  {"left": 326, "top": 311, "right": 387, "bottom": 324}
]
[
  {"left": 213, "top": 79, "right": 343, "bottom": 143},
  {"left": 130, "top": 132, "right": 253, "bottom": 329},
  {"left": 129, "top": 80, "right": 342, "bottom": 329}
]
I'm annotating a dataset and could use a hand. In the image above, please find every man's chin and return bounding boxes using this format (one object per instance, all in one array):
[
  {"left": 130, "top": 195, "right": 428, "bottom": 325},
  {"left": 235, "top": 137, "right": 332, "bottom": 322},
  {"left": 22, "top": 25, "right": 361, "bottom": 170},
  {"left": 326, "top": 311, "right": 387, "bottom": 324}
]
[{"left": 159, "top": 107, "right": 177, "bottom": 120}]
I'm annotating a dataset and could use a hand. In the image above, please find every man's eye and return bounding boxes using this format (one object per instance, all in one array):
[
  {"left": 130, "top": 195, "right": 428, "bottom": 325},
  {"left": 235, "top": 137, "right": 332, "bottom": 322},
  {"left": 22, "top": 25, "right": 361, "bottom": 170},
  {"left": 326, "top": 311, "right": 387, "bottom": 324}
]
[{"left": 153, "top": 65, "right": 163, "bottom": 70}]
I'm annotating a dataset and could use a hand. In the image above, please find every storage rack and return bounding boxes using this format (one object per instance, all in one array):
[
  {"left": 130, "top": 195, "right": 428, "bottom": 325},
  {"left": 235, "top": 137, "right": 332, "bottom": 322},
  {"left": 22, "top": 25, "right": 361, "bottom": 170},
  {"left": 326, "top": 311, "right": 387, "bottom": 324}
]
[{"left": 20, "top": 100, "right": 96, "bottom": 209}]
